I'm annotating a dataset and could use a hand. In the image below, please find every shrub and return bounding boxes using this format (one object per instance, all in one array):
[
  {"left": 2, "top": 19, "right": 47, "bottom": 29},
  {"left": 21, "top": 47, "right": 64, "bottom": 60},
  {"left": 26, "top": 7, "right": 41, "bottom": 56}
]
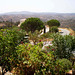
[
  {"left": 0, "top": 27, "right": 26, "bottom": 75},
  {"left": 14, "top": 43, "right": 72, "bottom": 75},
  {"left": 40, "top": 32, "right": 60, "bottom": 39},
  {"left": 14, "top": 43, "right": 55, "bottom": 75},
  {"left": 55, "top": 58, "right": 72, "bottom": 75},
  {"left": 52, "top": 35, "right": 75, "bottom": 59},
  {"left": 49, "top": 26, "right": 58, "bottom": 33},
  {"left": 28, "top": 30, "right": 41, "bottom": 45}
]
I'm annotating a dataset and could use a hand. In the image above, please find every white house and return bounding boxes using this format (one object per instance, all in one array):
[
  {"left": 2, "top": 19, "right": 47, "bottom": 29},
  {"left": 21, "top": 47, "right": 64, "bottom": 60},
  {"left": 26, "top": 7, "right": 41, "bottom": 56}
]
[{"left": 18, "top": 19, "right": 26, "bottom": 27}]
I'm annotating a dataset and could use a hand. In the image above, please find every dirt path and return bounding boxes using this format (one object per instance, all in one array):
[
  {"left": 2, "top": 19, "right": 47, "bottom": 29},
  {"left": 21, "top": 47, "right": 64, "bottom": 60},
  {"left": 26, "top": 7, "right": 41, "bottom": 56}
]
[{"left": 58, "top": 28, "right": 70, "bottom": 35}]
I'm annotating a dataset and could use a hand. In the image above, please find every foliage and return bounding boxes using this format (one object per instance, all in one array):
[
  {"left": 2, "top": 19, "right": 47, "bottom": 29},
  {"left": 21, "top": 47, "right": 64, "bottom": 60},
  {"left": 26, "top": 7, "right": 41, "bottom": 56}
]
[
  {"left": 55, "top": 58, "right": 72, "bottom": 74},
  {"left": 52, "top": 34, "right": 75, "bottom": 59},
  {"left": 0, "top": 27, "right": 26, "bottom": 75},
  {"left": 0, "top": 26, "right": 75, "bottom": 75},
  {"left": 49, "top": 26, "right": 58, "bottom": 33},
  {"left": 14, "top": 43, "right": 73, "bottom": 75},
  {"left": 47, "top": 19, "right": 60, "bottom": 27},
  {"left": 72, "top": 64, "right": 75, "bottom": 69},
  {"left": 14, "top": 43, "right": 55, "bottom": 75},
  {"left": 1, "top": 21, "right": 15, "bottom": 27},
  {"left": 45, "top": 46, "right": 72, "bottom": 75},
  {"left": 40, "top": 32, "right": 51, "bottom": 39},
  {"left": 20, "top": 17, "right": 44, "bottom": 33},
  {"left": 40, "top": 32, "right": 59, "bottom": 39},
  {"left": 28, "top": 30, "right": 42, "bottom": 45}
]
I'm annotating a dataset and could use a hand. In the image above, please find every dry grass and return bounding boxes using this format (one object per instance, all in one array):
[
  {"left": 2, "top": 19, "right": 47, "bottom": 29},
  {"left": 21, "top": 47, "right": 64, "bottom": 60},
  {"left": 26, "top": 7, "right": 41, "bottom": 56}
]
[{"left": 67, "top": 28, "right": 75, "bottom": 36}]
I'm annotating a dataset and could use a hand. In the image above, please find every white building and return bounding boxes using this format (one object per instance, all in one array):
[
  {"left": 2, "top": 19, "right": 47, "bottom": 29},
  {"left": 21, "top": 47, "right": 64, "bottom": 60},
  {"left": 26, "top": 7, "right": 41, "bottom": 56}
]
[
  {"left": 41, "top": 25, "right": 49, "bottom": 35},
  {"left": 18, "top": 19, "right": 26, "bottom": 27}
]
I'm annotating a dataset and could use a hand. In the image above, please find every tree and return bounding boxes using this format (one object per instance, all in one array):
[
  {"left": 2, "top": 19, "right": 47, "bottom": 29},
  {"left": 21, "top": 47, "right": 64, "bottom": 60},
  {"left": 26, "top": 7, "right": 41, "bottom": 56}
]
[
  {"left": 20, "top": 17, "right": 44, "bottom": 33},
  {"left": 47, "top": 19, "right": 60, "bottom": 27}
]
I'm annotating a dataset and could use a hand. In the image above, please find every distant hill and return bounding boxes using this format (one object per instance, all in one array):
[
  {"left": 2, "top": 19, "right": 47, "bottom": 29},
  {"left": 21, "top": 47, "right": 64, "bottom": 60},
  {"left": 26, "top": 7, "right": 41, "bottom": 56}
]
[
  {"left": 0, "top": 11, "right": 75, "bottom": 30},
  {"left": 0, "top": 11, "right": 36, "bottom": 15}
]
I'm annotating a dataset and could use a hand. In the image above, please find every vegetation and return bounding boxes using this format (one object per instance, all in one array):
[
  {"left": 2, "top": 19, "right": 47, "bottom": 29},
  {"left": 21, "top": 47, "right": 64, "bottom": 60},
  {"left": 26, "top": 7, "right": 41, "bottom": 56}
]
[
  {"left": 47, "top": 19, "right": 60, "bottom": 27},
  {"left": 28, "top": 30, "right": 42, "bottom": 45},
  {"left": 0, "top": 21, "right": 20, "bottom": 29},
  {"left": 0, "top": 13, "right": 75, "bottom": 30},
  {"left": 52, "top": 34, "right": 75, "bottom": 59},
  {"left": 0, "top": 26, "right": 26, "bottom": 75},
  {"left": 55, "top": 59, "right": 72, "bottom": 74},
  {"left": 0, "top": 18, "right": 75, "bottom": 75},
  {"left": 49, "top": 26, "right": 58, "bottom": 33},
  {"left": 14, "top": 43, "right": 53, "bottom": 75},
  {"left": 40, "top": 32, "right": 59, "bottom": 39},
  {"left": 20, "top": 17, "right": 44, "bottom": 33},
  {"left": 14, "top": 43, "right": 72, "bottom": 75}
]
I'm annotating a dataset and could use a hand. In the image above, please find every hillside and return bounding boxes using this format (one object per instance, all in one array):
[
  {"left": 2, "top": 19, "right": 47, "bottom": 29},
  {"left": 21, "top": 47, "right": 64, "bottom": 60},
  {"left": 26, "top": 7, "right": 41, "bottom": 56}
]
[{"left": 0, "top": 11, "right": 75, "bottom": 30}]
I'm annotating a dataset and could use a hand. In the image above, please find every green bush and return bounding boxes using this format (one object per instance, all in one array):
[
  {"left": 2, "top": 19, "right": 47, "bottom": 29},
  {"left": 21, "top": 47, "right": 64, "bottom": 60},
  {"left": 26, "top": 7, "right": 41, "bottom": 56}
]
[
  {"left": 14, "top": 43, "right": 73, "bottom": 75},
  {"left": 14, "top": 43, "right": 55, "bottom": 75},
  {"left": 49, "top": 26, "right": 58, "bottom": 33},
  {"left": 0, "top": 27, "right": 26, "bottom": 75},
  {"left": 28, "top": 30, "right": 41, "bottom": 45},
  {"left": 52, "top": 35, "right": 75, "bottom": 59},
  {"left": 54, "top": 58, "right": 72, "bottom": 75},
  {"left": 40, "top": 32, "right": 60, "bottom": 39},
  {"left": 57, "top": 59, "right": 72, "bottom": 70},
  {"left": 0, "top": 27, "right": 74, "bottom": 75},
  {"left": 40, "top": 32, "right": 51, "bottom": 39}
]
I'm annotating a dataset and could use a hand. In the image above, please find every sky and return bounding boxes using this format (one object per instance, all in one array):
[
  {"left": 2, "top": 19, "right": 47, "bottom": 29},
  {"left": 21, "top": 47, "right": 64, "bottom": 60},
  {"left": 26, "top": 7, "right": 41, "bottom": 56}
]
[{"left": 0, "top": 0, "right": 75, "bottom": 13}]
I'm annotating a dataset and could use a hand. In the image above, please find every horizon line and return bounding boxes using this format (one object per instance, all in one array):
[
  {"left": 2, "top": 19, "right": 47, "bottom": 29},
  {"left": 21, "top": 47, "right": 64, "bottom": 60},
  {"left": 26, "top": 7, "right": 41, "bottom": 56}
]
[{"left": 0, "top": 11, "right": 75, "bottom": 14}]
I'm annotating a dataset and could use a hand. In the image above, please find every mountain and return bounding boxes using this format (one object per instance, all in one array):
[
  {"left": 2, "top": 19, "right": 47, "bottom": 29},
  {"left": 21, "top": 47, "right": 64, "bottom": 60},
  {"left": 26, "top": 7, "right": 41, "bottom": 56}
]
[
  {"left": 0, "top": 11, "right": 36, "bottom": 15},
  {"left": 0, "top": 11, "right": 75, "bottom": 15}
]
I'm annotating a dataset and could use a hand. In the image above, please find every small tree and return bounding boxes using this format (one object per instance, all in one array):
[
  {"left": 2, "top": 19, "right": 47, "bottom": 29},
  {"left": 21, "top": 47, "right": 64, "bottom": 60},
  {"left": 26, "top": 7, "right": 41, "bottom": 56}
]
[
  {"left": 20, "top": 17, "right": 44, "bottom": 33},
  {"left": 49, "top": 26, "right": 58, "bottom": 33},
  {"left": 47, "top": 19, "right": 60, "bottom": 27}
]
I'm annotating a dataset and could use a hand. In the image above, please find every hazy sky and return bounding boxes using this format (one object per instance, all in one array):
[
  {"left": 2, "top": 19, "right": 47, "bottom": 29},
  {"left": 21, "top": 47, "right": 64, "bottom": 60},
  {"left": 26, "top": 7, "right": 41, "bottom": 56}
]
[{"left": 0, "top": 0, "right": 75, "bottom": 13}]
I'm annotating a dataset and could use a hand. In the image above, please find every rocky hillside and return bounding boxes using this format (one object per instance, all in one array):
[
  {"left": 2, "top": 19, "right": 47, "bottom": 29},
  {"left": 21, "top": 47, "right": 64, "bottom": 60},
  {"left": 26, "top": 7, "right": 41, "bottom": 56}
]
[{"left": 0, "top": 11, "right": 75, "bottom": 30}]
